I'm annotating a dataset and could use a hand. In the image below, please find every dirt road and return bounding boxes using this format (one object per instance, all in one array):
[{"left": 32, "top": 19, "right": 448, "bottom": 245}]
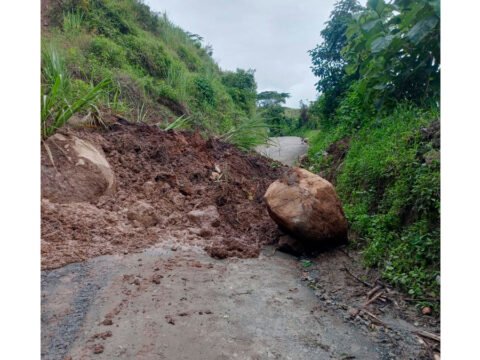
[
  {"left": 42, "top": 245, "right": 388, "bottom": 360},
  {"left": 255, "top": 137, "right": 308, "bottom": 166},
  {"left": 42, "top": 243, "right": 440, "bottom": 360}
]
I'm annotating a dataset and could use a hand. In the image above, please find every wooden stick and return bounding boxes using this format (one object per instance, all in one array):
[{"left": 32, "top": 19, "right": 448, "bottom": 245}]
[
  {"left": 364, "top": 291, "right": 384, "bottom": 307},
  {"left": 342, "top": 266, "right": 373, "bottom": 288},
  {"left": 367, "top": 284, "right": 383, "bottom": 299},
  {"left": 361, "top": 309, "right": 388, "bottom": 327},
  {"left": 414, "top": 330, "right": 440, "bottom": 342}
]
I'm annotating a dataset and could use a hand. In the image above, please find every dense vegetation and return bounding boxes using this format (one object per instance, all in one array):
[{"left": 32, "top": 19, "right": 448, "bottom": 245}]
[
  {"left": 301, "top": 0, "right": 440, "bottom": 303},
  {"left": 41, "top": 0, "right": 267, "bottom": 148}
]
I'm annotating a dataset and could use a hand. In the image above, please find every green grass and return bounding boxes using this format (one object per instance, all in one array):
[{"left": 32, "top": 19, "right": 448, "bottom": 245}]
[
  {"left": 305, "top": 104, "right": 440, "bottom": 302},
  {"left": 42, "top": 0, "right": 263, "bottom": 146},
  {"left": 41, "top": 48, "right": 111, "bottom": 138},
  {"left": 219, "top": 115, "right": 270, "bottom": 150}
]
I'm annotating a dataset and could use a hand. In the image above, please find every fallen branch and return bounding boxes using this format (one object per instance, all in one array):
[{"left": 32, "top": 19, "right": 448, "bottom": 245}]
[
  {"left": 231, "top": 290, "right": 253, "bottom": 296},
  {"left": 367, "top": 284, "right": 383, "bottom": 299},
  {"left": 342, "top": 266, "right": 373, "bottom": 288},
  {"left": 364, "top": 291, "right": 385, "bottom": 307},
  {"left": 337, "top": 247, "right": 354, "bottom": 260},
  {"left": 414, "top": 330, "right": 440, "bottom": 342},
  {"left": 361, "top": 309, "right": 388, "bottom": 327},
  {"left": 42, "top": 141, "right": 58, "bottom": 173}
]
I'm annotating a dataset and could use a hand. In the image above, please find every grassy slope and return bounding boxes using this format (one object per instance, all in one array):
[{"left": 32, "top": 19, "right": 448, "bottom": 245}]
[
  {"left": 304, "top": 104, "right": 440, "bottom": 304},
  {"left": 42, "top": 0, "right": 263, "bottom": 139}
]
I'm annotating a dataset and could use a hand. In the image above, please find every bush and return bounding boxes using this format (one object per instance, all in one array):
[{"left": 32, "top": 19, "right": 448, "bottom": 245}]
[
  {"left": 87, "top": 36, "right": 126, "bottom": 69},
  {"left": 306, "top": 104, "right": 440, "bottom": 299},
  {"left": 193, "top": 75, "right": 216, "bottom": 106},
  {"left": 123, "top": 36, "right": 173, "bottom": 78}
]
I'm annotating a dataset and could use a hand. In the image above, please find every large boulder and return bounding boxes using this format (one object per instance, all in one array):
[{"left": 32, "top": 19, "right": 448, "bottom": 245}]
[
  {"left": 41, "top": 133, "right": 116, "bottom": 203},
  {"left": 264, "top": 168, "right": 348, "bottom": 248}
]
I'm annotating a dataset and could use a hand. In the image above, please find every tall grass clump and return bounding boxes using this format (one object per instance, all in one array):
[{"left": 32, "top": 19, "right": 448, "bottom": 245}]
[
  {"left": 220, "top": 116, "right": 270, "bottom": 150},
  {"left": 41, "top": 48, "right": 110, "bottom": 138},
  {"left": 63, "top": 11, "right": 84, "bottom": 35}
]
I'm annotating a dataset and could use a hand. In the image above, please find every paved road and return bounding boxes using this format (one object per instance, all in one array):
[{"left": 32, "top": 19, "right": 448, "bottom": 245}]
[
  {"left": 42, "top": 246, "right": 382, "bottom": 360},
  {"left": 255, "top": 136, "right": 308, "bottom": 166}
]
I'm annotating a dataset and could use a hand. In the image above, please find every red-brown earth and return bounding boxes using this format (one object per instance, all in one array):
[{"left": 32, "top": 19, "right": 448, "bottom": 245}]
[{"left": 41, "top": 122, "right": 286, "bottom": 270}]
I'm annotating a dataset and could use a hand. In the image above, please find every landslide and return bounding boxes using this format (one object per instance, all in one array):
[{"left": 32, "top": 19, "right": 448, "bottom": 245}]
[{"left": 41, "top": 122, "right": 285, "bottom": 270}]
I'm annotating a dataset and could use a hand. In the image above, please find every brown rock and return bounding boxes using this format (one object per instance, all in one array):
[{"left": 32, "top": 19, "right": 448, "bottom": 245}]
[
  {"left": 152, "top": 274, "right": 163, "bottom": 284},
  {"left": 187, "top": 206, "right": 220, "bottom": 227},
  {"left": 101, "top": 319, "right": 113, "bottom": 326},
  {"left": 264, "top": 168, "right": 348, "bottom": 248},
  {"left": 92, "top": 331, "right": 113, "bottom": 340},
  {"left": 93, "top": 344, "right": 104, "bottom": 354},
  {"left": 422, "top": 306, "right": 432, "bottom": 315},
  {"left": 41, "top": 133, "right": 116, "bottom": 203},
  {"left": 127, "top": 200, "right": 158, "bottom": 227}
]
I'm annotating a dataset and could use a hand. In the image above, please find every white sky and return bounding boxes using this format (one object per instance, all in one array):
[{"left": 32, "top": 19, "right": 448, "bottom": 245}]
[{"left": 144, "top": 0, "right": 347, "bottom": 108}]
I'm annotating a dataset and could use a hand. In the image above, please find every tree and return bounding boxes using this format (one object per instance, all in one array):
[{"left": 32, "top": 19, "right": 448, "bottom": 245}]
[
  {"left": 298, "top": 101, "right": 309, "bottom": 128},
  {"left": 256, "top": 91, "right": 294, "bottom": 135},
  {"left": 222, "top": 69, "right": 257, "bottom": 116},
  {"left": 309, "top": 0, "right": 363, "bottom": 119},
  {"left": 256, "top": 91, "right": 290, "bottom": 107},
  {"left": 342, "top": 0, "right": 440, "bottom": 108}
]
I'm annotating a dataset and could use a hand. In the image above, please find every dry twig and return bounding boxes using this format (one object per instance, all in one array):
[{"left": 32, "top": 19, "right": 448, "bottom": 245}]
[
  {"left": 364, "top": 291, "right": 385, "bottom": 307},
  {"left": 414, "top": 330, "right": 440, "bottom": 342},
  {"left": 342, "top": 266, "right": 373, "bottom": 288}
]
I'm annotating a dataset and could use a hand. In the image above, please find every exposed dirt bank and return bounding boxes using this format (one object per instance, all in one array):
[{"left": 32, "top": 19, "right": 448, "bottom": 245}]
[{"left": 41, "top": 123, "right": 285, "bottom": 270}]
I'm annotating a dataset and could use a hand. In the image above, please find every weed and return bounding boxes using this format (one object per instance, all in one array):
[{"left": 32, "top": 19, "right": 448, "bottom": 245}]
[
  {"left": 220, "top": 116, "right": 270, "bottom": 150},
  {"left": 301, "top": 260, "right": 313, "bottom": 268},
  {"left": 63, "top": 11, "right": 84, "bottom": 34},
  {"left": 41, "top": 48, "right": 111, "bottom": 138},
  {"left": 159, "top": 115, "right": 192, "bottom": 131}
]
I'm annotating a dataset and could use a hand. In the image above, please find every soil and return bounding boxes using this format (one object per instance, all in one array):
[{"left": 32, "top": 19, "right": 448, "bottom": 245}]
[
  {"left": 317, "top": 137, "right": 350, "bottom": 185},
  {"left": 41, "top": 122, "right": 285, "bottom": 269},
  {"left": 300, "top": 248, "right": 440, "bottom": 359}
]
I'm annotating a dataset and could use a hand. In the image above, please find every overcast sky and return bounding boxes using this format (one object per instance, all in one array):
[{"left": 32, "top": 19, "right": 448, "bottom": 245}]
[{"left": 145, "top": 0, "right": 346, "bottom": 108}]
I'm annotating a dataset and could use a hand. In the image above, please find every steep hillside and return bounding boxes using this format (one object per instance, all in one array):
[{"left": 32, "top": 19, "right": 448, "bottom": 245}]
[{"left": 41, "top": 0, "right": 264, "bottom": 144}]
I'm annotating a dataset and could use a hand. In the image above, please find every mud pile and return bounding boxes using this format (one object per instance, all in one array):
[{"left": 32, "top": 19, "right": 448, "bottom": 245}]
[{"left": 41, "top": 123, "right": 286, "bottom": 269}]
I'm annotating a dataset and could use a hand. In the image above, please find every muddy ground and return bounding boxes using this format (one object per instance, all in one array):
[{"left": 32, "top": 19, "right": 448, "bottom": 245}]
[
  {"left": 41, "top": 122, "right": 440, "bottom": 359},
  {"left": 41, "top": 123, "right": 285, "bottom": 270}
]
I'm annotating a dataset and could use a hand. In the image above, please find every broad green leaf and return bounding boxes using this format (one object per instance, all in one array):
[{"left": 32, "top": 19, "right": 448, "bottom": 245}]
[
  {"left": 371, "top": 35, "right": 395, "bottom": 53},
  {"left": 367, "top": 0, "right": 379, "bottom": 11},
  {"left": 406, "top": 16, "right": 438, "bottom": 45},
  {"left": 361, "top": 19, "right": 381, "bottom": 32}
]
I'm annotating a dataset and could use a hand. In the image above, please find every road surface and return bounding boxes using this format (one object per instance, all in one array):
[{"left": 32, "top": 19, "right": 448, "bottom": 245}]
[
  {"left": 255, "top": 136, "right": 308, "bottom": 166},
  {"left": 42, "top": 246, "right": 384, "bottom": 360}
]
